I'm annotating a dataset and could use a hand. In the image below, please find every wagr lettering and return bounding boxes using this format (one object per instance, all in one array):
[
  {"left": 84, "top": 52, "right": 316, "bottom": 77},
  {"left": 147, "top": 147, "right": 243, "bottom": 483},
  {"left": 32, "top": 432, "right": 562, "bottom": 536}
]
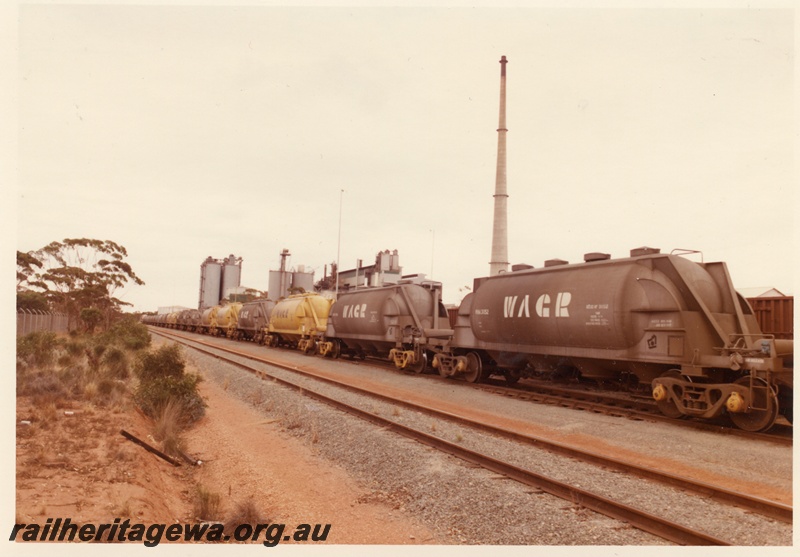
[
  {"left": 504, "top": 292, "right": 572, "bottom": 318},
  {"left": 342, "top": 304, "right": 367, "bottom": 319}
]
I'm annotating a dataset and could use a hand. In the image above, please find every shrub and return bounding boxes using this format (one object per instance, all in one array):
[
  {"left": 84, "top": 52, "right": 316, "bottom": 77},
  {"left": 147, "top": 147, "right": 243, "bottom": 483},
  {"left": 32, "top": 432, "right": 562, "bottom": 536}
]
[
  {"left": 80, "top": 307, "right": 103, "bottom": 333},
  {"left": 64, "top": 339, "right": 85, "bottom": 358},
  {"left": 133, "top": 344, "right": 205, "bottom": 424},
  {"left": 18, "top": 370, "right": 69, "bottom": 402},
  {"left": 134, "top": 374, "right": 205, "bottom": 424},
  {"left": 135, "top": 344, "right": 185, "bottom": 382},
  {"left": 102, "top": 316, "right": 151, "bottom": 351},
  {"left": 16, "top": 332, "right": 60, "bottom": 369},
  {"left": 225, "top": 498, "right": 267, "bottom": 538},
  {"left": 86, "top": 343, "right": 107, "bottom": 374},
  {"left": 102, "top": 347, "right": 129, "bottom": 379},
  {"left": 58, "top": 366, "right": 88, "bottom": 397}
]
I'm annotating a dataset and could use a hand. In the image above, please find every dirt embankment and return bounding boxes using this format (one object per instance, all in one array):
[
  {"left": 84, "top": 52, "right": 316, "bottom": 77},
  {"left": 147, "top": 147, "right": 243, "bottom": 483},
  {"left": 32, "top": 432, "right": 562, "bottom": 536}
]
[{"left": 15, "top": 361, "right": 436, "bottom": 545}]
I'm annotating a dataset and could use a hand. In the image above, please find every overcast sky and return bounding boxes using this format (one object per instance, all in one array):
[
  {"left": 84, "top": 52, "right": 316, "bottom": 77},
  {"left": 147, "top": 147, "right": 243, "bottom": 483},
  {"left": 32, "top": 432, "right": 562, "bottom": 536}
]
[{"left": 8, "top": 2, "right": 796, "bottom": 313}]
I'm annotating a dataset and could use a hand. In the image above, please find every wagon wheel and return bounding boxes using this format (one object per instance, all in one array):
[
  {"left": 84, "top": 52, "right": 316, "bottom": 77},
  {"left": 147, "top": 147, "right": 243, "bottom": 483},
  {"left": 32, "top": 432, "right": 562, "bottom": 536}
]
[
  {"left": 655, "top": 370, "right": 685, "bottom": 419},
  {"left": 778, "top": 386, "right": 793, "bottom": 424},
  {"left": 329, "top": 339, "right": 341, "bottom": 359},
  {"left": 463, "top": 352, "right": 485, "bottom": 384},
  {"left": 728, "top": 376, "right": 779, "bottom": 432},
  {"left": 409, "top": 351, "right": 427, "bottom": 374}
]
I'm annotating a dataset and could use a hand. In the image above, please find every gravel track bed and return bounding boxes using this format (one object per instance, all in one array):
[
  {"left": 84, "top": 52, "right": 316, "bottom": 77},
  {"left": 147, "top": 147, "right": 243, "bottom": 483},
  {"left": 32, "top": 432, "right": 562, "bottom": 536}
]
[{"left": 172, "top": 336, "right": 791, "bottom": 546}]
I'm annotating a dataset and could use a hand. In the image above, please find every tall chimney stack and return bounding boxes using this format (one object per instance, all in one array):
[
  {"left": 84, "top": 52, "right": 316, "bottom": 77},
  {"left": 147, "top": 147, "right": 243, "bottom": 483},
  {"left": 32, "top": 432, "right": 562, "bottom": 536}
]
[{"left": 489, "top": 55, "right": 509, "bottom": 276}]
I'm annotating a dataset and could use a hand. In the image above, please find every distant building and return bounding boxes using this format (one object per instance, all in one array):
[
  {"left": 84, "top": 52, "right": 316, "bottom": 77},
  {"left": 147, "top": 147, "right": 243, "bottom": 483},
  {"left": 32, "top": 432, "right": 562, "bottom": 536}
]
[
  {"left": 738, "top": 287, "right": 787, "bottom": 298},
  {"left": 337, "top": 250, "right": 402, "bottom": 290},
  {"left": 157, "top": 305, "right": 190, "bottom": 315}
]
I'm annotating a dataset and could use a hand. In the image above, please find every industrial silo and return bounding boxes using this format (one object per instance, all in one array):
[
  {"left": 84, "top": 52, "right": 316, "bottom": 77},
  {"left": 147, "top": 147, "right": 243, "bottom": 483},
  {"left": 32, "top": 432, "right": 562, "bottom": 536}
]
[
  {"left": 291, "top": 264, "right": 315, "bottom": 293},
  {"left": 221, "top": 254, "right": 243, "bottom": 299},
  {"left": 198, "top": 257, "right": 223, "bottom": 309}
]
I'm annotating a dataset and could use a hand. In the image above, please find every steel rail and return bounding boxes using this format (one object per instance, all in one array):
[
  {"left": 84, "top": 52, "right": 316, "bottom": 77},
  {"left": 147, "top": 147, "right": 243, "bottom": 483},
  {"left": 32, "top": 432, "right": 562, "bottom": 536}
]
[
  {"left": 151, "top": 328, "right": 792, "bottom": 525},
  {"left": 152, "top": 329, "right": 758, "bottom": 544},
  {"left": 471, "top": 380, "right": 793, "bottom": 446}
]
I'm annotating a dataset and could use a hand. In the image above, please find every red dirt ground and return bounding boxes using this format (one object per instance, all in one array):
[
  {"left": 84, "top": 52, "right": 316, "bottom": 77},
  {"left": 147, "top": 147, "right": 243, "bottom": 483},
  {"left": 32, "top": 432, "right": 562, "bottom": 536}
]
[{"left": 15, "top": 370, "right": 439, "bottom": 546}]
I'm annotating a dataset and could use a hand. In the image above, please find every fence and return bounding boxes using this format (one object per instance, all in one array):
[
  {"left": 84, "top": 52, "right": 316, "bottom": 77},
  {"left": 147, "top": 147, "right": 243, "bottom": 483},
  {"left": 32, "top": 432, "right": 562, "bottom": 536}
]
[{"left": 16, "top": 310, "right": 70, "bottom": 337}]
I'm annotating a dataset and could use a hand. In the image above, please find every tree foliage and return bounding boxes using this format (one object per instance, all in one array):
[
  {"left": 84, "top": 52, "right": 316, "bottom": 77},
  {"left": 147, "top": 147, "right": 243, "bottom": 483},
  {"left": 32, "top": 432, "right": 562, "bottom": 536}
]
[
  {"left": 17, "top": 251, "right": 45, "bottom": 290},
  {"left": 16, "top": 238, "right": 145, "bottom": 329},
  {"left": 16, "top": 290, "right": 50, "bottom": 312}
]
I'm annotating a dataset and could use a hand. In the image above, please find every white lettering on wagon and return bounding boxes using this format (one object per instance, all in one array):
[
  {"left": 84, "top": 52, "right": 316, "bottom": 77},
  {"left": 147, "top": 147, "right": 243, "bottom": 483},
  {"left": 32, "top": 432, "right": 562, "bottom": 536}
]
[
  {"left": 503, "top": 295, "right": 530, "bottom": 318},
  {"left": 745, "top": 358, "right": 765, "bottom": 365},
  {"left": 503, "top": 293, "right": 572, "bottom": 318},
  {"left": 342, "top": 304, "right": 367, "bottom": 319}
]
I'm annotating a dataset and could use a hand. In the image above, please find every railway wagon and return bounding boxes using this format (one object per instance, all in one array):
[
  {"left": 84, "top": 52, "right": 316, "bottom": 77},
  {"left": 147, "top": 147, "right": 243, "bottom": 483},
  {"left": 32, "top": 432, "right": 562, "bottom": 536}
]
[
  {"left": 215, "top": 302, "right": 242, "bottom": 338},
  {"left": 177, "top": 309, "right": 201, "bottom": 332},
  {"left": 747, "top": 296, "right": 794, "bottom": 340},
  {"left": 199, "top": 306, "right": 218, "bottom": 335},
  {"left": 237, "top": 299, "right": 275, "bottom": 343},
  {"left": 319, "top": 281, "right": 453, "bottom": 372},
  {"left": 165, "top": 312, "right": 179, "bottom": 329},
  {"left": 266, "top": 293, "right": 333, "bottom": 352},
  {"left": 435, "top": 247, "right": 792, "bottom": 431}
]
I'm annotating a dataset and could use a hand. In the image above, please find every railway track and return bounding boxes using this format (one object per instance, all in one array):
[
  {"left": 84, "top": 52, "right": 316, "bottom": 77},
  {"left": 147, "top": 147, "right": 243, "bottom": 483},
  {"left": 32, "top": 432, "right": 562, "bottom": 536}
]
[
  {"left": 150, "top": 327, "right": 792, "bottom": 544},
  {"left": 308, "top": 340, "right": 793, "bottom": 446},
  {"left": 472, "top": 378, "right": 794, "bottom": 446}
]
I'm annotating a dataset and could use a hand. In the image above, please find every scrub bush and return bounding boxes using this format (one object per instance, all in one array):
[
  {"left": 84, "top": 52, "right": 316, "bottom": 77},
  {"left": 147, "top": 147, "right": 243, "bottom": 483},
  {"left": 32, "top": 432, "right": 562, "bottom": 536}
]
[{"left": 134, "top": 344, "right": 205, "bottom": 424}]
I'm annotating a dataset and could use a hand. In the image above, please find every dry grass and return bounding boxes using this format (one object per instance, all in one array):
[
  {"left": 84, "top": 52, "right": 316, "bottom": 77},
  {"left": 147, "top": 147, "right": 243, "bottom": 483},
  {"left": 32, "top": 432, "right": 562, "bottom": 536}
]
[
  {"left": 248, "top": 388, "right": 265, "bottom": 406},
  {"left": 83, "top": 381, "right": 99, "bottom": 400},
  {"left": 281, "top": 404, "right": 304, "bottom": 430},
  {"left": 39, "top": 402, "right": 59, "bottom": 428},
  {"left": 110, "top": 445, "right": 136, "bottom": 463},
  {"left": 152, "top": 399, "right": 186, "bottom": 457},
  {"left": 25, "top": 443, "right": 48, "bottom": 467},
  {"left": 193, "top": 485, "right": 222, "bottom": 521},
  {"left": 225, "top": 497, "right": 267, "bottom": 538},
  {"left": 114, "top": 499, "right": 133, "bottom": 518}
]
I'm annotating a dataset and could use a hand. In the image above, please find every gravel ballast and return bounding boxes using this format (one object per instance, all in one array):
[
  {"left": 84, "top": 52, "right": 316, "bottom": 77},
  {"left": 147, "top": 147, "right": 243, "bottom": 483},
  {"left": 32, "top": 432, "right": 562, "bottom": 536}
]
[{"left": 170, "top": 335, "right": 792, "bottom": 546}]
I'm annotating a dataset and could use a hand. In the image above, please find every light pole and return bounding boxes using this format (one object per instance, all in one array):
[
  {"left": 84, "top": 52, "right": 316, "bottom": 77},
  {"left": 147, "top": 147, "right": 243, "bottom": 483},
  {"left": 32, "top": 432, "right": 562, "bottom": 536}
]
[
  {"left": 430, "top": 229, "right": 435, "bottom": 279},
  {"left": 336, "top": 189, "right": 344, "bottom": 298}
]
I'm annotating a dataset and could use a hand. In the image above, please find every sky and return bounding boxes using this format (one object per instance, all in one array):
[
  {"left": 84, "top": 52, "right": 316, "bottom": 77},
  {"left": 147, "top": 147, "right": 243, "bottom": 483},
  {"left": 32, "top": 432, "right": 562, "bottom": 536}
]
[{"left": 7, "top": 1, "right": 796, "bottom": 315}]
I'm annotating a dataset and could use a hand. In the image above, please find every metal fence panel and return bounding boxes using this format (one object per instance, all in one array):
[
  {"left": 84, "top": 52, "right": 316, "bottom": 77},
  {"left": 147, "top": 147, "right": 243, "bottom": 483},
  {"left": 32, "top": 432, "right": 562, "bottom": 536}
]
[{"left": 16, "top": 310, "right": 69, "bottom": 336}]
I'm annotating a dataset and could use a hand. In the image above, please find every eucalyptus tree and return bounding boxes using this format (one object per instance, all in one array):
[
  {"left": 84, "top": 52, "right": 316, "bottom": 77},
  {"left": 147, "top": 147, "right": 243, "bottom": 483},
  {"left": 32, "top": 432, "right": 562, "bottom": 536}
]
[{"left": 17, "top": 238, "right": 145, "bottom": 330}]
